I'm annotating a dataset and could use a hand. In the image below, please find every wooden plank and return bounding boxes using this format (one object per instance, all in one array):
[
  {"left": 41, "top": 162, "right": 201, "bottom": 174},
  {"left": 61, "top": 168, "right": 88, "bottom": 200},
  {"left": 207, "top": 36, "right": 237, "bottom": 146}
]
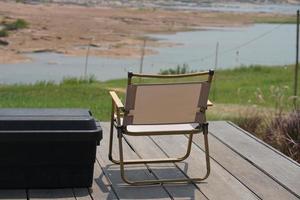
[
  {"left": 97, "top": 123, "right": 171, "bottom": 199},
  {"left": 151, "top": 134, "right": 259, "bottom": 200},
  {"left": 73, "top": 188, "right": 92, "bottom": 200},
  {"left": 124, "top": 134, "right": 208, "bottom": 199},
  {"left": 208, "top": 121, "right": 300, "bottom": 198},
  {"left": 28, "top": 163, "right": 113, "bottom": 200},
  {"left": 28, "top": 154, "right": 114, "bottom": 200},
  {"left": 89, "top": 158, "right": 118, "bottom": 200},
  {"left": 193, "top": 133, "right": 299, "bottom": 200},
  {"left": 0, "top": 190, "right": 27, "bottom": 200},
  {"left": 28, "top": 189, "right": 75, "bottom": 200}
]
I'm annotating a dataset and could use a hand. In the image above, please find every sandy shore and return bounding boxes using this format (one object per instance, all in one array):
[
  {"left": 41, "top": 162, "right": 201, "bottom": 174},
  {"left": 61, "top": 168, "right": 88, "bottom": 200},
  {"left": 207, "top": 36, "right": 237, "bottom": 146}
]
[{"left": 0, "top": 1, "right": 293, "bottom": 64}]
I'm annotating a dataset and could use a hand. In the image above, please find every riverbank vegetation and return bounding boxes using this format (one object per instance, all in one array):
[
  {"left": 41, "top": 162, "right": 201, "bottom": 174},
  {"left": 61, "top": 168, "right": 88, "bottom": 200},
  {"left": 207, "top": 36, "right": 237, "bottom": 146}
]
[
  {"left": 0, "top": 65, "right": 299, "bottom": 162},
  {"left": 0, "top": 18, "right": 28, "bottom": 37},
  {"left": 252, "top": 14, "right": 297, "bottom": 24}
]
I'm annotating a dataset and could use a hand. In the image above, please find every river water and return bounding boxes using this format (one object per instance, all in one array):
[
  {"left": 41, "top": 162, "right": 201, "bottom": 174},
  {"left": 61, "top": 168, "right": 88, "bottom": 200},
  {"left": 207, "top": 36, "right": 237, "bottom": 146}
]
[{"left": 0, "top": 23, "right": 297, "bottom": 84}]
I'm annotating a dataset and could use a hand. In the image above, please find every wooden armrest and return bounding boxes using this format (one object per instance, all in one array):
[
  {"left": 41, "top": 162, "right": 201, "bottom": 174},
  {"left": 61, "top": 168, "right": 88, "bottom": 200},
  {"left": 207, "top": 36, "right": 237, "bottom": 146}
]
[
  {"left": 207, "top": 100, "right": 213, "bottom": 107},
  {"left": 109, "top": 91, "right": 124, "bottom": 110}
]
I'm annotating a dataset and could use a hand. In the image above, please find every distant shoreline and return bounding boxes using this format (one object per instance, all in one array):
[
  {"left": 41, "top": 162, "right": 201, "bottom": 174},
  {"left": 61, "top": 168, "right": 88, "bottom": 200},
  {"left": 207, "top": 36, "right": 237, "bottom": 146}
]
[
  {"left": 0, "top": 1, "right": 297, "bottom": 64},
  {"left": 20, "top": 0, "right": 300, "bottom": 14}
]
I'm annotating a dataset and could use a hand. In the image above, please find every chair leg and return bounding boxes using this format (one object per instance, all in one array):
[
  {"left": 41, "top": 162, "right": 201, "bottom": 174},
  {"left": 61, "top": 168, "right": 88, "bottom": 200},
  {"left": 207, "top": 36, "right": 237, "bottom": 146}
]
[
  {"left": 108, "top": 122, "right": 125, "bottom": 165},
  {"left": 117, "top": 123, "right": 211, "bottom": 185},
  {"left": 202, "top": 122, "right": 211, "bottom": 179},
  {"left": 108, "top": 117, "right": 114, "bottom": 161},
  {"left": 108, "top": 101, "right": 125, "bottom": 164},
  {"left": 108, "top": 102, "right": 117, "bottom": 163},
  {"left": 177, "top": 133, "right": 193, "bottom": 161}
]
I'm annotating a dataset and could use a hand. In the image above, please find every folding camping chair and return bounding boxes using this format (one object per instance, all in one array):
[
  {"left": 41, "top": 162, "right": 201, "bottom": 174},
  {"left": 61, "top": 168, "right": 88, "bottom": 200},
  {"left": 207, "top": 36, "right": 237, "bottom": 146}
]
[{"left": 108, "top": 70, "right": 214, "bottom": 185}]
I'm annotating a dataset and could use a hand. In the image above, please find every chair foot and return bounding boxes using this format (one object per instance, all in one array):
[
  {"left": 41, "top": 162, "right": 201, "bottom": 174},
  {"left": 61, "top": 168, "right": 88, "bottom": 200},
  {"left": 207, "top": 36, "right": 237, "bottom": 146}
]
[
  {"left": 109, "top": 157, "right": 192, "bottom": 165},
  {"left": 120, "top": 171, "right": 210, "bottom": 186}
]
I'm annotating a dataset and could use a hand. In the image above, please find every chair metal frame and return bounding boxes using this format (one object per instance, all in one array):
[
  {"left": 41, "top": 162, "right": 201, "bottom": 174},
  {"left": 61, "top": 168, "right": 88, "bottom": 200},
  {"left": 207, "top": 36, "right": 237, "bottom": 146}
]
[{"left": 109, "top": 70, "right": 214, "bottom": 185}]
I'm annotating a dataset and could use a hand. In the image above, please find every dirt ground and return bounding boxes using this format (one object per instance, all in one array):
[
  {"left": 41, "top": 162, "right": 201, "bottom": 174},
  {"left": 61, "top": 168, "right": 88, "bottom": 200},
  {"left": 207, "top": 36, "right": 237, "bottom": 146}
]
[{"left": 0, "top": 1, "right": 292, "bottom": 64}]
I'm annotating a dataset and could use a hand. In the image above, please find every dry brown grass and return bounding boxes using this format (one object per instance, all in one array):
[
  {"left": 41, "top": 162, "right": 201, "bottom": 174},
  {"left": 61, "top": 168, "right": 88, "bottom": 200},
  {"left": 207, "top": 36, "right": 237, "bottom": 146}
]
[
  {"left": 264, "top": 110, "right": 300, "bottom": 163},
  {"left": 232, "top": 85, "right": 300, "bottom": 163}
]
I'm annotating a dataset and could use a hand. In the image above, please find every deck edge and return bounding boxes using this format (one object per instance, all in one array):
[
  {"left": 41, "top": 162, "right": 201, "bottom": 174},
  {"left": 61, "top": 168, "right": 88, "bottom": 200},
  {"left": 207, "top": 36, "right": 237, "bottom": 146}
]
[
  {"left": 208, "top": 121, "right": 300, "bottom": 199},
  {"left": 226, "top": 121, "right": 300, "bottom": 167}
]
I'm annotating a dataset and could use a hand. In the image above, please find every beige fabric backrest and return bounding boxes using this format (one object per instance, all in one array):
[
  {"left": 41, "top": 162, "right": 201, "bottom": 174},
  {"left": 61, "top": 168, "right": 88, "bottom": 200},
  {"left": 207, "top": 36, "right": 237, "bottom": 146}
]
[{"left": 123, "top": 81, "right": 211, "bottom": 126}]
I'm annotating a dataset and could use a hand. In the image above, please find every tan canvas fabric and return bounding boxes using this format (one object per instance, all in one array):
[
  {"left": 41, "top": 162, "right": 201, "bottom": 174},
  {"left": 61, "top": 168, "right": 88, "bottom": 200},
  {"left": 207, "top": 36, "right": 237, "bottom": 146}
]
[
  {"left": 126, "top": 123, "right": 199, "bottom": 133},
  {"left": 123, "top": 82, "right": 210, "bottom": 125}
]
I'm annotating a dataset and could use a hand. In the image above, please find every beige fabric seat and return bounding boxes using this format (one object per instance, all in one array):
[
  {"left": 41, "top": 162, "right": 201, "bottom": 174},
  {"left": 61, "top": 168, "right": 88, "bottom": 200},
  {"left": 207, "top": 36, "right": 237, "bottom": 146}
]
[
  {"left": 117, "top": 117, "right": 200, "bottom": 134},
  {"left": 126, "top": 123, "right": 200, "bottom": 135},
  {"left": 108, "top": 70, "right": 214, "bottom": 185}
]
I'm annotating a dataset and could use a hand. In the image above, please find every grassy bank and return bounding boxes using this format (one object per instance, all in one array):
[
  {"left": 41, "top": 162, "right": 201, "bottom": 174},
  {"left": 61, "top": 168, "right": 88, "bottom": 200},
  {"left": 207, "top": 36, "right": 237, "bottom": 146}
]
[
  {"left": 0, "top": 65, "right": 298, "bottom": 121},
  {"left": 0, "top": 80, "right": 112, "bottom": 120},
  {"left": 252, "top": 15, "right": 297, "bottom": 24},
  {"left": 215, "top": 12, "right": 297, "bottom": 24},
  {"left": 212, "top": 65, "right": 297, "bottom": 107},
  {"left": 0, "top": 19, "right": 28, "bottom": 38}
]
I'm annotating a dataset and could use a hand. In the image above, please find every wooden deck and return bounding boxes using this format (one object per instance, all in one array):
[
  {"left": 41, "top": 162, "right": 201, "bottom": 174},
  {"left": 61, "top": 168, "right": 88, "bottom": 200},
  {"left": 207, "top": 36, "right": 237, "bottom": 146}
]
[{"left": 0, "top": 121, "right": 299, "bottom": 200}]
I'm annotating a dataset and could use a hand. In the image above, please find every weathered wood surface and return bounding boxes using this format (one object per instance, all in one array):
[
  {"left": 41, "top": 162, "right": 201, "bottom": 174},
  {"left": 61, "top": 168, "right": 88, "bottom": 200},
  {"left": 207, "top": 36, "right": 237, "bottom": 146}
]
[
  {"left": 150, "top": 135, "right": 259, "bottom": 200},
  {"left": 0, "top": 190, "right": 27, "bottom": 200},
  {"left": 28, "top": 189, "right": 75, "bottom": 200},
  {"left": 209, "top": 121, "right": 300, "bottom": 199},
  {"left": 193, "top": 133, "right": 299, "bottom": 200},
  {"left": 1, "top": 121, "right": 299, "bottom": 200}
]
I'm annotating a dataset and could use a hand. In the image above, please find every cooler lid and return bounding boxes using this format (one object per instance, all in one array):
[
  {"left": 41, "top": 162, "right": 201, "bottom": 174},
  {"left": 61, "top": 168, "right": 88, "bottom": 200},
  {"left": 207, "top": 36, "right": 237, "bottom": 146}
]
[{"left": 0, "top": 109, "right": 97, "bottom": 131}]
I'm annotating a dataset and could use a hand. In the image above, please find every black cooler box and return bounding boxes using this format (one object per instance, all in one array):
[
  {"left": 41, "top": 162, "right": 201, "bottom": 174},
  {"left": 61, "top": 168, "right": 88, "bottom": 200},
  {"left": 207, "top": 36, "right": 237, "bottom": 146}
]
[{"left": 0, "top": 109, "right": 102, "bottom": 188}]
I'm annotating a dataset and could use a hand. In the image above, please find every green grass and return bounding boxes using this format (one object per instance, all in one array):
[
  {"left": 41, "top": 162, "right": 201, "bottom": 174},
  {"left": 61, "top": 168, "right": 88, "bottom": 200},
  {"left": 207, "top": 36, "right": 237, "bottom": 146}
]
[
  {"left": 0, "top": 65, "right": 298, "bottom": 121},
  {"left": 0, "top": 82, "right": 112, "bottom": 120},
  {"left": 212, "top": 65, "right": 297, "bottom": 106}
]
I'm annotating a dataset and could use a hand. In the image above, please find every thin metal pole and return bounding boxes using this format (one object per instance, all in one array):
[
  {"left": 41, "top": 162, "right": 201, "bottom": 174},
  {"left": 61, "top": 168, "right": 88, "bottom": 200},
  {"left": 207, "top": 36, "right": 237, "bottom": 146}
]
[
  {"left": 214, "top": 42, "right": 219, "bottom": 70},
  {"left": 139, "top": 39, "right": 146, "bottom": 74},
  {"left": 213, "top": 42, "right": 219, "bottom": 101},
  {"left": 84, "top": 38, "right": 92, "bottom": 80},
  {"left": 294, "top": 10, "right": 299, "bottom": 109}
]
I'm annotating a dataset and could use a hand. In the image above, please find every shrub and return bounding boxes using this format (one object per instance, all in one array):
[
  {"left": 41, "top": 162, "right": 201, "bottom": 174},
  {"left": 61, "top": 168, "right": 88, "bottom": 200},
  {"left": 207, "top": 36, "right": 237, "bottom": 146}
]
[
  {"left": 234, "top": 107, "right": 263, "bottom": 136},
  {"left": 5, "top": 19, "right": 28, "bottom": 31},
  {"left": 265, "top": 110, "right": 300, "bottom": 163},
  {"left": 159, "top": 63, "right": 196, "bottom": 75},
  {"left": 235, "top": 85, "right": 300, "bottom": 163},
  {"left": 0, "top": 29, "right": 8, "bottom": 37},
  {"left": 61, "top": 75, "right": 97, "bottom": 85},
  {"left": 34, "top": 80, "right": 56, "bottom": 87}
]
